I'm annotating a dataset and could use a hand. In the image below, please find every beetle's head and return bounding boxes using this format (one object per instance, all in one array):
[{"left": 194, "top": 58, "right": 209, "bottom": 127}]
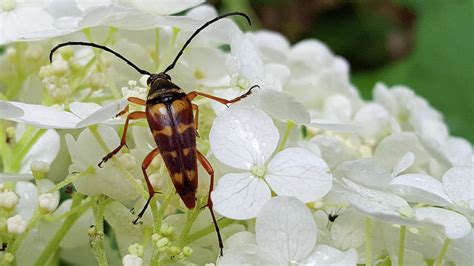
[{"left": 147, "top": 72, "right": 171, "bottom": 87}]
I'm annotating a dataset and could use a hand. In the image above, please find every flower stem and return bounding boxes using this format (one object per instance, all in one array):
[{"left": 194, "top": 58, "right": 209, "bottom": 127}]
[
  {"left": 365, "top": 218, "right": 372, "bottom": 266},
  {"left": 34, "top": 194, "right": 87, "bottom": 266},
  {"left": 47, "top": 167, "right": 95, "bottom": 193},
  {"left": 154, "top": 188, "right": 174, "bottom": 230},
  {"left": 276, "top": 120, "right": 295, "bottom": 152},
  {"left": 434, "top": 238, "right": 450, "bottom": 266},
  {"left": 186, "top": 218, "right": 234, "bottom": 244},
  {"left": 91, "top": 196, "right": 108, "bottom": 266},
  {"left": 398, "top": 225, "right": 406, "bottom": 266},
  {"left": 178, "top": 199, "right": 202, "bottom": 248}
]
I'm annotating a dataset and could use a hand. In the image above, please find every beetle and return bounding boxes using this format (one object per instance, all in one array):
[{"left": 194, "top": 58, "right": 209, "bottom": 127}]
[{"left": 50, "top": 12, "right": 256, "bottom": 255}]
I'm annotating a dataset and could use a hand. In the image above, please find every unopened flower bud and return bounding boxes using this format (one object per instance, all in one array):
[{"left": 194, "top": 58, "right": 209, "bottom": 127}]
[
  {"left": 151, "top": 233, "right": 161, "bottom": 242},
  {"left": 51, "top": 57, "right": 69, "bottom": 76},
  {"left": 122, "top": 254, "right": 143, "bottom": 266},
  {"left": 128, "top": 243, "right": 144, "bottom": 257},
  {"left": 183, "top": 246, "right": 193, "bottom": 257},
  {"left": 38, "top": 193, "right": 59, "bottom": 214},
  {"left": 118, "top": 153, "right": 137, "bottom": 170},
  {"left": 7, "top": 215, "right": 27, "bottom": 235},
  {"left": 89, "top": 73, "right": 106, "bottom": 90},
  {"left": 0, "top": 191, "right": 19, "bottom": 211},
  {"left": 25, "top": 45, "right": 43, "bottom": 61},
  {"left": 2, "top": 253, "right": 14, "bottom": 264},
  {"left": 159, "top": 223, "right": 174, "bottom": 236},
  {"left": 168, "top": 246, "right": 180, "bottom": 257},
  {"left": 30, "top": 161, "right": 50, "bottom": 179},
  {"left": 6, "top": 47, "right": 17, "bottom": 61},
  {"left": 156, "top": 237, "right": 170, "bottom": 248}
]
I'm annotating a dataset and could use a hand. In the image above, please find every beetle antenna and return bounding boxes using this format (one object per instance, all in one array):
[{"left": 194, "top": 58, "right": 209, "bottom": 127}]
[
  {"left": 163, "top": 12, "right": 251, "bottom": 74},
  {"left": 50, "top": 41, "right": 152, "bottom": 76}
]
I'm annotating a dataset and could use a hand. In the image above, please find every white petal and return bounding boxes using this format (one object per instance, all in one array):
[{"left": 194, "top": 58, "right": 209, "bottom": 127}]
[
  {"left": 131, "top": 0, "right": 204, "bottom": 15},
  {"left": 415, "top": 207, "right": 471, "bottom": 239},
  {"left": 76, "top": 98, "right": 128, "bottom": 128},
  {"left": 444, "top": 137, "right": 472, "bottom": 166},
  {"left": 212, "top": 173, "right": 270, "bottom": 220},
  {"left": 303, "top": 245, "right": 358, "bottom": 266},
  {"left": 14, "top": 181, "right": 37, "bottom": 220},
  {"left": 256, "top": 196, "right": 317, "bottom": 263},
  {"left": 391, "top": 152, "right": 415, "bottom": 177},
  {"left": 329, "top": 208, "right": 366, "bottom": 250},
  {"left": 19, "top": 129, "right": 60, "bottom": 173},
  {"left": 342, "top": 178, "right": 414, "bottom": 224},
  {"left": 225, "top": 231, "right": 256, "bottom": 249},
  {"left": 211, "top": 87, "right": 242, "bottom": 116},
  {"left": 389, "top": 174, "right": 453, "bottom": 205},
  {"left": 217, "top": 244, "right": 281, "bottom": 265},
  {"left": 443, "top": 166, "right": 474, "bottom": 209},
  {"left": 334, "top": 158, "right": 391, "bottom": 189},
  {"left": 266, "top": 147, "right": 332, "bottom": 202},
  {"left": 210, "top": 106, "right": 279, "bottom": 170},
  {"left": 229, "top": 35, "right": 265, "bottom": 81},
  {"left": 69, "top": 102, "right": 101, "bottom": 119},
  {"left": 256, "top": 90, "right": 310, "bottom": 123},
  {"left": 0, "top": 101, "right": 80, "bottom": 129},
  {"left": 353, "top": 103, "right": 391, "bottom": 142},
  {"left": 311, "top": 135, "right": 358, "bottom": 169},
  {"left": 309, "top": 119, "right": 360, "bottom": 132}
]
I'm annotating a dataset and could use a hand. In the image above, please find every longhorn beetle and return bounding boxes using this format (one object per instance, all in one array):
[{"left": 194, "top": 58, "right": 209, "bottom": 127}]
[{"left": 50, "top": 12, "right": 256, "bottom": 256}]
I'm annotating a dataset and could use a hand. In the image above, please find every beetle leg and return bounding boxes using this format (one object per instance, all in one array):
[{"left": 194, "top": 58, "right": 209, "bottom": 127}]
[
  {"left": 196, "top": 150, "right": 224, "bottom": 256},
  {"left": 192, "top": 103, "right": 200, "bottom": 137},
  {"left": 186, "top": 85, "right": 258, "bottom": 107},
  {"left": 115, "top": 97, "right": 146, "bottom": 117},
  {"left": 98, "top": 111, "right": 146, "bottom": 167},
  {"left": 133, "top": 147, "right": 161, "bottom": 224}
]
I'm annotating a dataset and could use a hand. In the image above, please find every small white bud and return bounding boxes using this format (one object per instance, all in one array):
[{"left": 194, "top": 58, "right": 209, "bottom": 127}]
[
  {"left": 7, "top": 215, "right": 27, "bottom": 235},
  {"left": 5, "top": 47, "right": 17, "bottom": 61},
  {"left": 118, "top": 153, "right": 137, "bottom": 170},
  {"left": 122, "top": 254, "right": 143, "bottom": 266},
  {"left": 159, "top": 223, "right": 174, "bottom": 236},
  {"left": 89, "top": 73, "right": 106, "bottom": 90},
  {"left": 182, "top": 246, "right": 193, "bottom": 257},
  {"left": 25, "top": 45, "right": 43, "bottom": 61},
  {"left": 151, "top": 233, "right": 161, "bottom": 242},
  {"left": 51, "top": 57, "right": 70, "bottom": 75},
  {"left": 168, "top": 246, "right": 180, "bottom": 257},
  {"left": 0, "top": 191, "right": 19, "bottom": 211},
  {"left": 30, "top": 161, "right": 50, "bottom": 179},
  {"left": 156, "top": 237, "right": 170, "bottom": 248},
  {"left": 38, "top": 193, "right": 59, "bottom": 214},
  {"left": 2, "top": 253, "right": 14, "bottom": 264}
]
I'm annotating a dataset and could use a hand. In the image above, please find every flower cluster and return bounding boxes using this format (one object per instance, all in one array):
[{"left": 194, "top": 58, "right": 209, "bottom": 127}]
[{"left": 0, "top": 1, "right": 472, "bottom": 265}]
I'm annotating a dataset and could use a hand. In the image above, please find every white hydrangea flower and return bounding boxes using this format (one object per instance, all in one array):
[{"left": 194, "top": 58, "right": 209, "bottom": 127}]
[
  {"left": 218, "top": 196, "right": 358, "bottom": 265},
  {"left": 0, "top": 191, "right": 19, "bottom": 211},
  {"left": 210, "top": 106, "right": 332, "bottom": 219},
  {"left": 7, "top": 214, "right": 28, "bottom": 235}
]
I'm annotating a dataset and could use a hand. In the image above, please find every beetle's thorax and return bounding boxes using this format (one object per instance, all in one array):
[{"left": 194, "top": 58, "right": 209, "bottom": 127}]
[{"left": 146, "top": 73, "right": 186, "bottom": 105}]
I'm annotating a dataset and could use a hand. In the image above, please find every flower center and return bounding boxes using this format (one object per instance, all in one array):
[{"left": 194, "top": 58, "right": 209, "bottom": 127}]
[
  {"left": 0, "top": 0, "right": 16, "bottom": 12},
  {"left": 251, "top": 165, "right": 267, "bottom": 179}
]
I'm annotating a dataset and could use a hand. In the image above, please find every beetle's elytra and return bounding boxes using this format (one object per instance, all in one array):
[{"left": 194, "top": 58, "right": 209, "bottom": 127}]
[{"left": 50, "top": 12, "right": 257, "bottom": 256}]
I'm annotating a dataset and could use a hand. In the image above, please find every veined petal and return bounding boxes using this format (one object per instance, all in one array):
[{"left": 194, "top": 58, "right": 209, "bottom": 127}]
[
  {"left": 212, "top": 172, "right": 271, "bottom": 220},
  {"left": 342, "top": 178, "right": 415, "bottom": 225},
  {"left": 256, "top": 90, "right": 310, "bottom": 123},
  {"left": 302, "top": 245, "right": 358, "bottom": 266},
  {"left": 130, "top": 0, "right": 204, "bottom": 15},
  {"left": 217, "top": 244, "right": 281, "bottom": 265},
  {"left": 256, "top": 196, "right": 317, "bottom": 263},
  {"left": 266, "top": 147, "right": 332, "bottom": 202},
  {"left": 210, "top": 106, "right": 279, "bottom": 170},
  {"left": 389, "top": 174, "right": 453, "bottom": 205},
  {"left": 443, "top": 166, "right": 474, "bottom": 209},
  {"left": 335, "top": 158, "right": 391, "bottom": 189},
  {"left": 0, "top": 101, "right": 80, "bottom": 129},
  {"left": 415, "top": 207, "right": 471, "bottom": 239},
  {"left": 75, "top": 98, "right": 128, "bottom": 128}
]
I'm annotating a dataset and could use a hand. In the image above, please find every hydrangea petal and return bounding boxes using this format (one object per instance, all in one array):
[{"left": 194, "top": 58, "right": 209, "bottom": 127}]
[
  {"left": 266, "top": 147, "right": 332, "bottom": 202},
  {"left": 442, "top": 166, "right": 473, "bottom": 208},
  {"left": 303, "top": 245, "right": 358, "bottom": 266},
  {"left": 210, "top": 106, "right": 279, "bottom": 170},
  {"left": 309, "top": 119, "right": 360, "bottom": 132},
  {"left": 445, "top": 137, "right": 472, "bottom": 166},
  {"left": 330, "top": 208, "right": 366, "bottom": 250},
  {"left": 256, "top": 90, "right": 310, "bottom": 123},
  {"left": 335, "top": 158, "right": 391, "bottom": 189},
  {"left": 391, "top": 152, "right": 415, "bottom": 177},
  {"left": 342, "top": 178, "right": 415, "bottom": 225},
  {"left": 217, "top": 244, "right": 281, "bottom": 265},
  {"left": 256, "top": 196, "right": 317, "bottom": 263},
  {"left": 415, "top": 207, "right": 471, "bottom": 239},
  {"left": 19, "top": 129, "right": 60, "bottom": 173},
  {"left": 14, "top": 181, "right": 37, "bottom": 220},
  {"left": 389, "top": 174, "right": 453, "bottom": 205},
  {"left": 0, "top": 101, "right": 80, "bottom": 129},
  {"left": 130, "top": 0, "right": 204, "bottom": 15},
  {"left": 212, "top": 173, "right": 270, "bottom": 220},
  {"left": 76, "top": 98, "right": 128, "bottom": 128},
  {"left": 0, "top": 100, "right": 24, "bottom": 118}
]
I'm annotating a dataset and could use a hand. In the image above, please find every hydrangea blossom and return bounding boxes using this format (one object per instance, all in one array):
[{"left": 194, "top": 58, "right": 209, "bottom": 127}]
[{"left": 0, "top": 2, "right": 472, "bottom": 265}]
